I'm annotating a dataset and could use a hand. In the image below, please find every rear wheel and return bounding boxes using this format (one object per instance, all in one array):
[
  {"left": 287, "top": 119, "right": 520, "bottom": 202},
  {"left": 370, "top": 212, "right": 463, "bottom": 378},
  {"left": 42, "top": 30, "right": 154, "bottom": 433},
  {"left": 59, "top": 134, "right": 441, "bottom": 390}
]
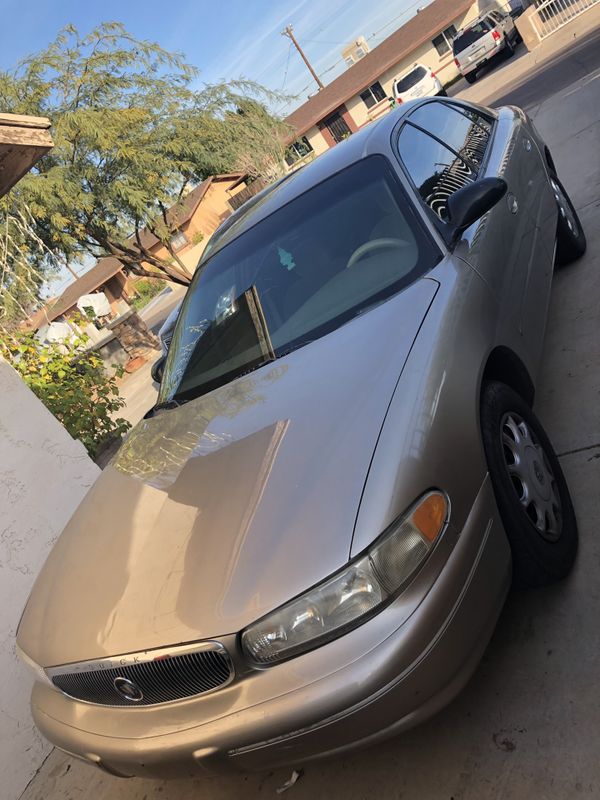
[
  {"left": 437, "top": 87, "right": 448, "bottom": 97},
  {"left": 465, "top": 72, "right": 477, "bottom": 84},
  {"left": 504, "top": 36, "right": 515, "bottom": 57},
  {"left": 550, "top": 175, "right": 587, "bottom": 265},
  {"left": 481, "top": 381, "right": 578, "bottom": 589}
]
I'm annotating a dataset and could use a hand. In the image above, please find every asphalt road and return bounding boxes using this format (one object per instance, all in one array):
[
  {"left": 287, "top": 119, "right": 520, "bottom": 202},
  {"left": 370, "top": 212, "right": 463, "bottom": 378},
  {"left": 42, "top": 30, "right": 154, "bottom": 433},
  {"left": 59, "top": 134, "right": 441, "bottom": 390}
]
[
  {"left": 449, "top": 25, "right": 600, "bottom": 110},
  {"left": 139, "top": 284, "right": 185, "bottom": 334},
  {"left": 485, "top": 25, "right": 600, "bottom": 108}
]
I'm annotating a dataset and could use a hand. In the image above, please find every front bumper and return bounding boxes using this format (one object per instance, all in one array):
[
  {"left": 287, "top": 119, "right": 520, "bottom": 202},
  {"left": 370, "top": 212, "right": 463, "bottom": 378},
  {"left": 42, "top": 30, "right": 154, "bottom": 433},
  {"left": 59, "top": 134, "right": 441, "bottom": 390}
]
[{"left": 32, "top": 475, "right": 511, "bottom": 777}]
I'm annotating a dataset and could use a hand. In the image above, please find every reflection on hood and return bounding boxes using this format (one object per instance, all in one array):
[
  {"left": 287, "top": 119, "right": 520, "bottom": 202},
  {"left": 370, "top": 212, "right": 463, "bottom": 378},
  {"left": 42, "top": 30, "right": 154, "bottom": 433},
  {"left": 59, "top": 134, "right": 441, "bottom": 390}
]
[{"left": 114, "top": 363, "right": 289, "bottom": 490}]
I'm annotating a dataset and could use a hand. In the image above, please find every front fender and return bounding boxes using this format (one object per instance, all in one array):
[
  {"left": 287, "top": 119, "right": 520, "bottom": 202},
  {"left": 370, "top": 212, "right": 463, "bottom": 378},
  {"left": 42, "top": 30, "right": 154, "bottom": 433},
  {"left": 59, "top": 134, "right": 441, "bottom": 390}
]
[{"left": 350, "top": 258, "right": 496, "bottom": 556}]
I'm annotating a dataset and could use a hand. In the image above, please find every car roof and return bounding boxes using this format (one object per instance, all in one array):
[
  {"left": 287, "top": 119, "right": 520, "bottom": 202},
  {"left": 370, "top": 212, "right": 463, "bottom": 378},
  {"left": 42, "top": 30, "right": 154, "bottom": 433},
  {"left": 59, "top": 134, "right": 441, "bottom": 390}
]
[
  {"left": 456, "top": 11, "right": 497, "bottom": 33},
  {"left": 205, "top": 104, "right": 417, "bottom": 259},
  {"left": 395, "top": 62, "right": 428, "bottom": 80}
]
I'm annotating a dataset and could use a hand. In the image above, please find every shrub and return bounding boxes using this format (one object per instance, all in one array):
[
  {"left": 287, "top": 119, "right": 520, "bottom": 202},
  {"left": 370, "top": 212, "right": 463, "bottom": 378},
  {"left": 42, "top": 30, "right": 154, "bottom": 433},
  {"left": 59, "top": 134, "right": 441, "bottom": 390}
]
[{"left": 1, "top": 327, "right": 131, "bottom": 459}]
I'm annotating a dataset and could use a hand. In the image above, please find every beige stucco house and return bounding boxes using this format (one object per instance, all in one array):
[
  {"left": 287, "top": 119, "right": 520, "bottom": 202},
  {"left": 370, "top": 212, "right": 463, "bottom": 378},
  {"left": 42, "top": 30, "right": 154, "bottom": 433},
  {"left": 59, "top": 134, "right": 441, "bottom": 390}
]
[
  {"left": 134, "top": 172, "right": 249, "bottom": 275},
  {"left": 284, "top": 0, "right": 508, "bottom": 167}
]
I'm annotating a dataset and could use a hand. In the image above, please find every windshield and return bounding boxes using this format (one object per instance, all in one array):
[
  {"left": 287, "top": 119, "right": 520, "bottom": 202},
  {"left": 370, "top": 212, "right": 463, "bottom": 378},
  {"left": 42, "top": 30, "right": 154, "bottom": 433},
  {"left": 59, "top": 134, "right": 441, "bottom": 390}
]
[
  {"left": 395, "top": 66, "right": 428, "bottom": 93},
  {"left": 453, "top": 20, "right": 492, "bottom": 53},
  {"left": 158, "top": 155, "right": 439, "bottom": 406}
]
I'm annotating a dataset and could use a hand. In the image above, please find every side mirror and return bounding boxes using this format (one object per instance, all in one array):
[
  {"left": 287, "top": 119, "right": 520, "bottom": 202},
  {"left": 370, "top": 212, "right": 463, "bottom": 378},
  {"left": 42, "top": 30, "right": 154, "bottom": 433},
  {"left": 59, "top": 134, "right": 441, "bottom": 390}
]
[
  {"left": 151, "top": 355, "right": 166, "bottom": 384},
  {"left": 447, "top": 177, "right": 508, "bottom": 246}
]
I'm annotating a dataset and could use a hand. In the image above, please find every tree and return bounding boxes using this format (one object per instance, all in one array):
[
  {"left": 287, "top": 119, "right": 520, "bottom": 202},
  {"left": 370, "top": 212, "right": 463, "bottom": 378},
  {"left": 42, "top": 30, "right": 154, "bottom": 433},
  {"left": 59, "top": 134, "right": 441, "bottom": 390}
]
[
  {"left": 0, "top": 195, "right": 75, "bottom": 328},
  {"left": 0, "top": 23, "right": 291, "bottom": 297}
]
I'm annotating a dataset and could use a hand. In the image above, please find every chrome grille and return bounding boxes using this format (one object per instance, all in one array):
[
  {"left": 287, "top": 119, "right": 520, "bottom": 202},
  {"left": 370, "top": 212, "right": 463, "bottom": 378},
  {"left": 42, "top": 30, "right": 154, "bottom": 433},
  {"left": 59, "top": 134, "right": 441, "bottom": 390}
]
[{"left": 48, "top": 643, "right": 233, "bottom": 707}]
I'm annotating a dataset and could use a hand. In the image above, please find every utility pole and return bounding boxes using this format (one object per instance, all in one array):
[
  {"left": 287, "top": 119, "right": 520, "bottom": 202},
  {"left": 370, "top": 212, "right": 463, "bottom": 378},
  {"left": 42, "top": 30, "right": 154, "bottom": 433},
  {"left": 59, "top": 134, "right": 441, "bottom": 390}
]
[{"left": 281, "top": 25, "right": 324, "bottom": 91}]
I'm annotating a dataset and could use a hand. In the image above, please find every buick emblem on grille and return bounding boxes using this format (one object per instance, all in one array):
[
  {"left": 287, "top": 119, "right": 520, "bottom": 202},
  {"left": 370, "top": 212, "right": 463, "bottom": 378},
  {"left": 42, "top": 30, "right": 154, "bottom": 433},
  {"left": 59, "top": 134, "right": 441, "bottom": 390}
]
[
  {"left": 113, "top": 676, "right": 144, "bottom": 702},
  {"left": 48, "top": 642, "right": 233, "bottom": 706}
]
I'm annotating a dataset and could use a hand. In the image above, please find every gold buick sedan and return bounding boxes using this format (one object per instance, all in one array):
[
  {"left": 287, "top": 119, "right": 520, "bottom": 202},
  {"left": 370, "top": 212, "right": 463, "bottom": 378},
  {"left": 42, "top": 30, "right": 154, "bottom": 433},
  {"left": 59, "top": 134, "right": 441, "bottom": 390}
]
[{"left": 17, "top": 97, "right": 584, "bottom": 777}]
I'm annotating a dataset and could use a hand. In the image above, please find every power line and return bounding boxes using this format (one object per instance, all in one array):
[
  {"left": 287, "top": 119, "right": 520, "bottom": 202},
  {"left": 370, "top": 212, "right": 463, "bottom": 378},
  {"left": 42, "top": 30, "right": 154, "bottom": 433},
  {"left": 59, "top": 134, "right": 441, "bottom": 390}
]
[
  {"left": 366, "top": 0, "right": 431, "bottom": 42},
  {"left": 281, "top": 24, "right": 325, "bottom": 91},
  {"left": 276, "top": 0, "right": 437, "bottom": 116},
  {"left": 280, "top": 41, "right": 293, "bottom": 91}
]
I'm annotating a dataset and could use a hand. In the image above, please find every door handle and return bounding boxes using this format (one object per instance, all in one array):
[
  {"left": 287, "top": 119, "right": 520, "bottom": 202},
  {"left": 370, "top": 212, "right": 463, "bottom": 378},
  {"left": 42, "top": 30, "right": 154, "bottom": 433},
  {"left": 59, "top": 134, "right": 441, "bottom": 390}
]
[{"left": 507, "top": 193, "right": 519, "bottom": 214}]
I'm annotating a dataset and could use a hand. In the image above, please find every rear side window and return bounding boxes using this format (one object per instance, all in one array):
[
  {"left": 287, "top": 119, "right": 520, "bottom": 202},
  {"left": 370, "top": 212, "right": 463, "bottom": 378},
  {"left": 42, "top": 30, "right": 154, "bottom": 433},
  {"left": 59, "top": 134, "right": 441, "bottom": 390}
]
[
  {"left": 453, "top": 21, "right": 492, "bottom": 53},
  {"left": 407, "top": 102, "right": 491, "bottom": 171},
  {"left": 397, "top": 102, "right": 493, "bottom": 224},
  {"left": 395, "top": 66, "right": 427, "bottom": 93},
  {"left": 398, "top": 126, "right": 474, "bottom": 223}
]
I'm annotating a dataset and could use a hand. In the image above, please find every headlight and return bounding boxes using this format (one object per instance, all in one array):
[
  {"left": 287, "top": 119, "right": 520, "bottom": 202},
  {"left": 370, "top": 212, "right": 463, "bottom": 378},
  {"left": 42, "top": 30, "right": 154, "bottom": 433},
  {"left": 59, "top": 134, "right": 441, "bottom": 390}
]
[
  {"left": 242, "top": 491, "right": 448, "bottom": 665},
  {"left": 15, "top": 642, "right": 53, "bottom": 687}
]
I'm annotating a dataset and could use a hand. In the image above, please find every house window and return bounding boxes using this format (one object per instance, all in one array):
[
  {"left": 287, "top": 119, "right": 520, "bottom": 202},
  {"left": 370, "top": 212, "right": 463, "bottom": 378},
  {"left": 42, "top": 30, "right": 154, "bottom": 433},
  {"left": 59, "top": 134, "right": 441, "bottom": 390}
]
[
  {"left": 432, "top": 24, "right": 458, "bottom": 56},
  {"left": 359, "top": 81, "right": 387, "bottom": 110},
  {"left": 170, "top": 230, "right": 188, "bottom": 251},
  {"left": 285, "top": 136, "right": 314, "bottom": 167}
]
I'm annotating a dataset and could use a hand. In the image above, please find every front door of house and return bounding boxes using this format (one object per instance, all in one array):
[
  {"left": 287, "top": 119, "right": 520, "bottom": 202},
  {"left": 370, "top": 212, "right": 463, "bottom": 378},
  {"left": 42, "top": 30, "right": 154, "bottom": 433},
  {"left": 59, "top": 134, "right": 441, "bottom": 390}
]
[{"left": 323, "top": 110, "right": 352, "bottom": 143}]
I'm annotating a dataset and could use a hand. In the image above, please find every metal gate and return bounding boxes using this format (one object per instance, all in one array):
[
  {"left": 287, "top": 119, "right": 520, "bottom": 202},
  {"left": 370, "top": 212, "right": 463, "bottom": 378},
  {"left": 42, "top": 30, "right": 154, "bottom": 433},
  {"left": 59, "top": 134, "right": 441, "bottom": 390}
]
[{"left": 531, "top": 0, "right": 599, "bottom": 40}]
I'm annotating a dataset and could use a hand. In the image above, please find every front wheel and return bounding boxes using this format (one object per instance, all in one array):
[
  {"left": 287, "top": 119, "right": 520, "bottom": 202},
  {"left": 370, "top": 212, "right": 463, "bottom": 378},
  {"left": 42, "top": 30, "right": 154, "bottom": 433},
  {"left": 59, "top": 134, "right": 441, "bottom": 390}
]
[
  {"left": 481, "top": 381, "right": 578, "bottom": 589},
  {"left": 550, "top": 175, "right": 587, "bottom": 265}
]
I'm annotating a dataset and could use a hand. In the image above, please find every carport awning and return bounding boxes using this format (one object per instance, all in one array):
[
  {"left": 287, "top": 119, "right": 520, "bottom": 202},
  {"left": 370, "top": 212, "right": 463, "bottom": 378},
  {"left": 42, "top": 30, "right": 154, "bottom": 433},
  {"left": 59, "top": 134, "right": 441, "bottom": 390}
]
[{"left": 0, "top": 113, "right": 53, "bottom": 197}]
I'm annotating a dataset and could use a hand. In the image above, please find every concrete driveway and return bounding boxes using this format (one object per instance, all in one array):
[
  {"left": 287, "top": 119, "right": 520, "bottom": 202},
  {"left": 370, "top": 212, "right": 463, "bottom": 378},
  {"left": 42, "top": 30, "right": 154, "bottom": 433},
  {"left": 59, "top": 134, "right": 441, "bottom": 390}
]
[{"left": 22, "top": 33, "right": 600, "bottom": 800}]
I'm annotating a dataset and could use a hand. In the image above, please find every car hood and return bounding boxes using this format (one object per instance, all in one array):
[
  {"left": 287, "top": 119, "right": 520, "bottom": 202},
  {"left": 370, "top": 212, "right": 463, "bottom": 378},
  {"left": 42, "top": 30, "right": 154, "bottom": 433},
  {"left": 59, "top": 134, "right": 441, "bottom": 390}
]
[{"left": 19, "top": 279, "right": 438, "bottom": 667}]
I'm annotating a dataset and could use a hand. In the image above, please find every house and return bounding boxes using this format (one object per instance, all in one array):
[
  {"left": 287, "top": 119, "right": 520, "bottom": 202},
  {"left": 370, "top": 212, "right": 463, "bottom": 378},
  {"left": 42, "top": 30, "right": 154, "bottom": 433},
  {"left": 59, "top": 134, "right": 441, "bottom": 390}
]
[
  {"left": 284, "top": 0, "right": 494, "bottom": 167},
  {"left": 25, "top": 172, "right": 248, "bottom": 332},
  {"left": 132, "top": 172, "right": 249, "bottom": 275}
]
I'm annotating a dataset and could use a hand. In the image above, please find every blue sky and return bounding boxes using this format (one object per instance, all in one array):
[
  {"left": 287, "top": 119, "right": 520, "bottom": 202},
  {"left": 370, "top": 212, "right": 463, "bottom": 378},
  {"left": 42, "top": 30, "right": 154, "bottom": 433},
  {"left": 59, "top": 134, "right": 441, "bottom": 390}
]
[{"left": 1, "top": 0, "right": 429, "bottom": 116}]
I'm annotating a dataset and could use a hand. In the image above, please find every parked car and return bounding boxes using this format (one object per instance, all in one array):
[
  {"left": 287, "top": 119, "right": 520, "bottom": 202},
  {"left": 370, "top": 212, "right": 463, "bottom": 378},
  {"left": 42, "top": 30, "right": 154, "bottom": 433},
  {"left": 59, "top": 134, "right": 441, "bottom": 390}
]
[
  {"left": 393, "top": 63, "right": 446, "bottom": 103},
  {"left": 17, "top": 96, "right": 586, "bottom": 778},
  {"left": 453, "top": 10, "right": 520, "bottom": 84}
]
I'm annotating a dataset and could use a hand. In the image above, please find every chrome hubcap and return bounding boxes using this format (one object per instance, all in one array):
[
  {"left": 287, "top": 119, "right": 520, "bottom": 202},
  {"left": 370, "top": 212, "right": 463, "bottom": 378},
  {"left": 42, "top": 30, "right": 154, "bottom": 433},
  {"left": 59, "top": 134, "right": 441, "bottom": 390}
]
[
  {"left": 551, "top": 178, "right": 579, "bottom": 239},
  {"left": 500, "top": 413, "right": 562, "bottom": 542}
]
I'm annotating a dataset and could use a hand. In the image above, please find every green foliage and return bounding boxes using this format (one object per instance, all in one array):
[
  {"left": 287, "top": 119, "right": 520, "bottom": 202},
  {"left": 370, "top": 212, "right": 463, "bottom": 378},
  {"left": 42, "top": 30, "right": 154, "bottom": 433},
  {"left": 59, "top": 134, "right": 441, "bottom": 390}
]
[
  {"left": 0, "top": 22, "right": 292, "bottom": 304},
  {"left": 0, "top": 202, "right": 61, "bottom": 327},
  {"left": 130, "top": 277, "right": 166, "bottom": 310},
  {"left": 0, "top": 324, "right": 131, "bottom": 459}
]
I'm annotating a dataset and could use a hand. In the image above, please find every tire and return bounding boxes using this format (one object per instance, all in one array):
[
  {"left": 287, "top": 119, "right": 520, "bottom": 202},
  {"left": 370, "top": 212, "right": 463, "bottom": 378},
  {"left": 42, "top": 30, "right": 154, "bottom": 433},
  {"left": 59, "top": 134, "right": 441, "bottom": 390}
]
[
  {"left": 504, "top": 36, "right": 515, "bottom": 57},
  {"left": 480, "top": 381, "right": 578, "bottom": 589},
  {"left": 437, "top": 87, "right": 448, "bottom": 97},
  {"left": 550, "top": 174, "right": 587, "bottom": 265},
  {"left": 465, "top": 72, "right": 477, "bottom": 84}
]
